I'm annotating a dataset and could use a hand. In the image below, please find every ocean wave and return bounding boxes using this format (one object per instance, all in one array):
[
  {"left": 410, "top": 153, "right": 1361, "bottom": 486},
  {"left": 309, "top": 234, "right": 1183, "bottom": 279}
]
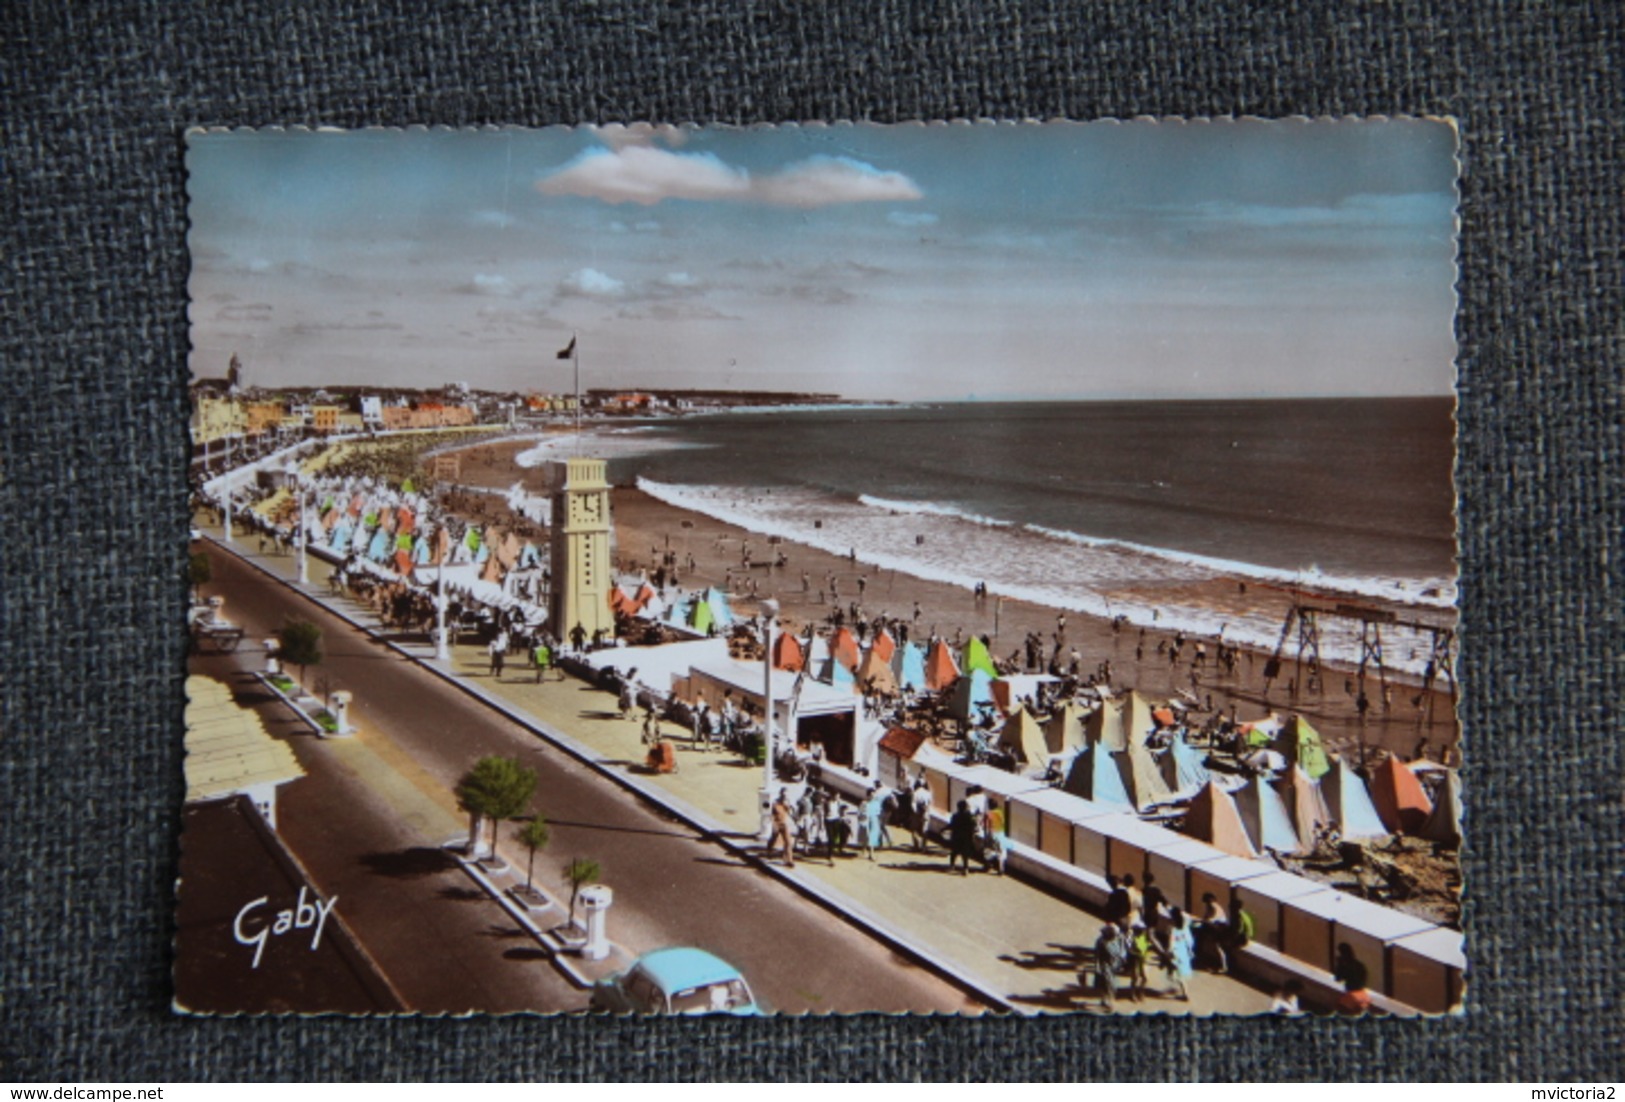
[{"left": 635, "top": 477, "right": 1455, "bottom": 675}]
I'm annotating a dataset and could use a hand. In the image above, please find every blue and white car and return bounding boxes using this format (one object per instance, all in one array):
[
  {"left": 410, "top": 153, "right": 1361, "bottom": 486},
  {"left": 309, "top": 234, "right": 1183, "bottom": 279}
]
[{"left": 589, "top": 948, "right": 762, "bottom": 1015}]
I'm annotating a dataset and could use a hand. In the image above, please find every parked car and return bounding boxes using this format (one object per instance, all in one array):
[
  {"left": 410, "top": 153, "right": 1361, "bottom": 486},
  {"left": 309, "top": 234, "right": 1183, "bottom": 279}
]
[{"left": 589, "top": 948, "right": 761, "bottom": 1015}]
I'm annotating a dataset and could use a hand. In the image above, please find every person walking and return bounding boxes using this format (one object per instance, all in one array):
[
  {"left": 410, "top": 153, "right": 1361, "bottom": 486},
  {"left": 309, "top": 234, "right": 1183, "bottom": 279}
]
[
  {"left": 1197, "top": 892, "right": 1231, "bottom": 974},
  {"left": 825, "top": 792, "right": 851, "bottom": 860},
  {"left": 910, "top": 779, "right": 934, "bottom": 852},
  {"left": 768, "top": 789, "right": 796, "bottom": 869},
  {"left": 984, "top": 799, "right": 1009, "bottom": 875},
  {"left": 488, "top": 629, "right": 508, "bottom": 678},
  {"left": 1126, "top": 923, "right": 1153, "bottom": 1003},
  {"left": 532, "top": 640, "right": 552, "bottom": 683},
  {"left": 859, "top": 784, "right": 885, "bottom": 861},
  {"left": 1093, "top": 924, "right": 1128, "bottom": 1009},
  {"left": 1163, "top": 907, "right": 1195, "bottom": 1001},
  {"left": 947, "top": 800, "right": 980, "bottom": 876}
]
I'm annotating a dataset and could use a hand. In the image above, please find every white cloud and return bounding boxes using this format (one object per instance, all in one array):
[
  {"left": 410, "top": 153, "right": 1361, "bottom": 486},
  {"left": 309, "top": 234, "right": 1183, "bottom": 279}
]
[
  {"left": 537, "top": 147, "right": 923, "bottom": 208},
  {"left": 660, "top": 271, "right": 697, "bottom": 288},
  {"left": 464, "top": 273, "right": 518, "bottom": 296},
  {"left": 558, "top": 268, "right": 625, "bottom": 297}
]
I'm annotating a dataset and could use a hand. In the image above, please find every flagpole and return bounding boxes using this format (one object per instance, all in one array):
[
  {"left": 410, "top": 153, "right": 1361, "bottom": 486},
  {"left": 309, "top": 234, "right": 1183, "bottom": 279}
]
[{"left": 573, "top": 331, "right": 581, "bottom": 445}]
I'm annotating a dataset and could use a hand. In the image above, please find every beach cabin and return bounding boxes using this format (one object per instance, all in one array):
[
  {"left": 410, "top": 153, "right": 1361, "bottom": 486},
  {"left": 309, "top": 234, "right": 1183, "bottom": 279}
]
[
  {"left": 1186, "top": 854, "right": 1279, "bottom": 930},
  {"left": 1143, "top": 839, "right": 1232, "bottom": 914},
  {"left": 1007, "top": 786, "right": 1104, "bottom": 867},
  {"left": 1098, "top": 815, "right": 1195, "bottom": 882},
  {"left": 1278, "top": 887, "right": 1431, "bottom": 978},
  {"left": 1231, "top": 871, "right": 1333, "bottom": 952},
  {"left": 673, "top": 654, "right": 875, "bottom": 771},
  {"left": 1388, "top": 926, "right": 1467, "bottom": 1014}
]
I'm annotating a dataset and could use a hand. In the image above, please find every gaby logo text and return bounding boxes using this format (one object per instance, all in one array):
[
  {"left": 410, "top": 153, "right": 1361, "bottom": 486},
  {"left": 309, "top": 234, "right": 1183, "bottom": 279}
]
[{"left": 232, "top": 887, "right": 338, "bottom": 969}]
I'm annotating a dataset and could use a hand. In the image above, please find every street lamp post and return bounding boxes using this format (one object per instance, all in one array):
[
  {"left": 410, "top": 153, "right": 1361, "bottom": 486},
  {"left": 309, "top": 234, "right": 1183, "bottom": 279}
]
[
  {"left": 222, "top": 434, "right": 234, "bottom": 544},
  {"left": 759, "top": 599, "right": 779, "bottom": 841},
  {"left": 287, "top": 463, "right": 308, "bottom": 584},
  {"left": 435, "top": 554, "right": 450, "bottom": 661}
]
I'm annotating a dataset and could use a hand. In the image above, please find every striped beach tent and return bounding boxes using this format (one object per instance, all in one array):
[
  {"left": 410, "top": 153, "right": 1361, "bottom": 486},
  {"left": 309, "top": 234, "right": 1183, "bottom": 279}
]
[
  {"left": 830, "top": 627, "right": 861, "bottom": 672},
  {"left": 1183, "top": 780, "right": 1259, "bottom": 859},
  {"left": 771, "top": 632, "right": 805, "bottom": 672},
  {"left": 892, "top": 641, "right": 927, "bottom": 692},
  {"left": 1062, "top": 742, "right": 1133, "bottom": 808},
  {"left": 1235, "top": 774, "right": 1301, "bottom": 854},
  {"left": 1044, "top": 701, "right": 1088, "bottom": 755},
  {"left": 1323, "top": 757, "right": 1389, "bottom": 841},
  {"left": 924, "top": 639, "right": 960, "bottom": 691},
  {"left": 1160, "top": 732, "right": 1212, "bottom": 795},
  {"left": 1418, "top": 769, "right": 1462, "bottom": 849},
  {"left": 961, "top": 636, "right": 997, "bottom": 679},
  {"left": 1276, "top": 765, "right": 1332, "bottom": 848},
  {"left": 1369, "top": 756, "right": 1434, "bottom": 835},
  {"left": 996, "top": 706, "right": 1049, "bottom": 769},
  {"left": 947, "top": 669, "right": 995, "bottom": 723}
]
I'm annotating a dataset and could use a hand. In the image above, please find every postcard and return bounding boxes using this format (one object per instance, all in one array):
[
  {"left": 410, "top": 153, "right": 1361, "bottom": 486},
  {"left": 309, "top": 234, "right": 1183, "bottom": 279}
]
[{"left": 179, "top": 119, "right": 1462, "bottom": 1016}]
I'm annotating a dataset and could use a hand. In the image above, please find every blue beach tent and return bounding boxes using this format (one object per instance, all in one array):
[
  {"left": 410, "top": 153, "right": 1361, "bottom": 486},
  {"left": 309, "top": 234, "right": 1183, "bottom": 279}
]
[
  {"left": 366, "top": 527, "right": 391, "bottom": 562},
  {"left": 1062, "top": 742, "right": 1133, "bottom": 808},
  {"left": 947, "top": 669, "right": 995, "bottom": 723},
  {"left": 891, "top": 642, "right": 927, "bottom": 693},
  {"left": 1235, "top": 774, "right": 1302, "bottom": 854},
  {"left": 1323, "top": 757, "right": 1390, "bottom": 841},
  {"left": 1161, "top": 732, "right": 1212, "bottom": 795}
]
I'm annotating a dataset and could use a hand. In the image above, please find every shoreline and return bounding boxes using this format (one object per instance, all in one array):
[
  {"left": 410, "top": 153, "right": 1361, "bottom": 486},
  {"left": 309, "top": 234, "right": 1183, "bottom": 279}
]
[{"left": 450, "top": 437, "right": 1460, "bottom": 765}]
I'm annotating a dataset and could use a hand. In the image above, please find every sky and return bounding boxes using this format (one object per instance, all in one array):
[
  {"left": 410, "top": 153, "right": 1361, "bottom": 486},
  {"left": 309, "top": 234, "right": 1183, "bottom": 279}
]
[{"left": 187, "top": 119, "right": 1459, "bottom": 401}]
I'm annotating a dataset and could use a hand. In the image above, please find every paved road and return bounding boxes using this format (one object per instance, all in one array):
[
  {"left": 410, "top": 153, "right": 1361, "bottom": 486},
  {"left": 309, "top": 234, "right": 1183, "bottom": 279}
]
[{"left": 192, "top": 547, "right": 978, "bottom": 1014}]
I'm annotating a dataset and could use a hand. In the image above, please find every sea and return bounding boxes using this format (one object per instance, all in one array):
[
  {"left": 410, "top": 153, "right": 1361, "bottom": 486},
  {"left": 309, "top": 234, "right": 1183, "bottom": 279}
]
[{"left": 516, "top": 398, "right": 1458, "bottom": 674}]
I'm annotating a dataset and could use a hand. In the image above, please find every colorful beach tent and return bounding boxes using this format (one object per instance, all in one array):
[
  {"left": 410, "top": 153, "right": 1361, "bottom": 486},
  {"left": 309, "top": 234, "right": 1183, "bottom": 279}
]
[
  {"left": 771, "top": 632, "right": 805, "bottom": 672},
  {"left": 392, "top": 549, "right": 413, "bottom": 576},
  {"left": 1369, "top": 756, "right": 1435, "bottom": 835},
  {"left": 366, "top": 527, "right": 391, "bottom": 562},
  {"left": 1235, "top": 774, "right": 1302, "bottom": 854},
  {"left": 948, "top": 669, "right": 995, "bottom": 723},
  {"left": 1119, "top": 691, "right": 1159, "bottom": 748},
  {"left": 820, "top": 655, "right": 856, "bottom": 688},
  {"left": 1044, "top": 701, "right": 1088, "bottom": 755},
  {"left": 519, "top": 541, "right": 542, "bottom": 569},
  {"left": 1182, "top": 780, "right": 1259, "bottom": 859},
  {"left": 869, "top": 630, "right": 896, "bottom": 665},
  {"left": 892, "top": 642, "right": 927, "bottom": 692},
  {"left": 961, "top": 636, "right": 997, "bottom": 679},
  {"left": 1160, "top": 732, "right": 1212, "bottom": 795},
  {"left": 1417, "top": 769, "right": 1462, "bottom": 848},
  {"left": 996, "top": 707, "right": 1049, "bottom": 769},
  {"left": 688, "top": 597, "right": 715, "bottom": 635},
  {"left": 855, "top": 648, "right": 898, "bottom": 694},
  {"left": 1062, "top": 742, "right": 1133, "bottom": 808},
  {"left": 1084, "top": 699, "right": 1127, "bottom": 751},
  {"left": 1323, "top": 757, "right": 1389, "bottom": 841},
  {"left": 1275, "top": 715, "right": 1331, "bottom": 780},
  {"left": 1276, "top": 765, "right": 1332, "bottom": 847},
  {"left": 924, "top": 640, "right": 960, "bottom": 691},
  {"left": 1118, "top": 742, "right": 1174, "bottom": 811},
  {"left": 704, "top": 587, "right": 734, "bottom": 628},
  {"left": 830, "top": 627, "right": 861, "bottom": 672}
]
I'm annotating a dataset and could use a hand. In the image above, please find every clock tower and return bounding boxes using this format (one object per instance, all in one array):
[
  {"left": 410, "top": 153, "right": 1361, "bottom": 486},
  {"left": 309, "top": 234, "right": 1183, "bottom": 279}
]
[{"left": 548, "top": 457, "right": 615, "bottom": 645}]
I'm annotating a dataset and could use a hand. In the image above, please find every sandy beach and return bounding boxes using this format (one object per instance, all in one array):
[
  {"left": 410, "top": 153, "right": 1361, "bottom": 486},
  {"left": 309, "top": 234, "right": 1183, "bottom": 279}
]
[{"left": 449, "top": 434, "right": 1459, "bottom": 765}]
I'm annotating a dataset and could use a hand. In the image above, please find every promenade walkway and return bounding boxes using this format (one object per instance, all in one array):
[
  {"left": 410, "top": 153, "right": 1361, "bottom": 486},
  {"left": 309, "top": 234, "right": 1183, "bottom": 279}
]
[{"left": 195, "top": 520, "right": 1273, "bottom": 1015}]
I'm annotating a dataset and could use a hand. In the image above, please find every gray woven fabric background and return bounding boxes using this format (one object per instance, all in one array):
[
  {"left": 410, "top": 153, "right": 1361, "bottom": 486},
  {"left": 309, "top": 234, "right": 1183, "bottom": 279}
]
[{"left": 3, "top": 0, "right": 1620, "bottom": 1083}]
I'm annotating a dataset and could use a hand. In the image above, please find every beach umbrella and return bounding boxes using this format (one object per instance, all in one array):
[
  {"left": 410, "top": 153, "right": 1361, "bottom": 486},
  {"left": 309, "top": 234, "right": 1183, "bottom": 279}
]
[
  {"left": 1276, "top": 765, "right": 1332, "bottom": 849},
  {"left": 870, "top": 629, "right": 896, "bottom": 664},
  {"left": 892, "top": 641, "right": 927, "bottom": 692},
  {"left": 855, "top": 648, "right": 898, "bottom": 694},
  {"left": 961, "top": 636, "right": 997, "bottom": 679},
  {"left": 1322, "top": 756, "right": 1389, "bottom": 841},
  {"left": 1044, "top": 701, "right": 1089, "bottom": 755},
  {"left": 1417, "top": 769, "right": 1462, "bottom": 849},
  {"left": 1235, "top": 774, "right": 1302, "bottom": 854},
  {"left": 924, "top": 640, "right": 960, "bottom": 691},
  {"left": 1275, "top": 715, "right": 1331, "bottom": 780},
  {"left": 1160, "top": 731, "right": 1212, "bottom": 795},
  {"left": 996, "top": 706, "right": 1050, "bottom": 769},
  {"left": 771, "top": 632, "right": 805, "bottom": 672},
  {"left": 1182, "top": 780, "right": 1259, "bottom": 859},
  {"left": 1369, "top": 756, "right": 1434, "bottom": 835},
  {"left": 1062, "top": 742, "right": 1133, "bottom": 808},
  {"left": 830, "top": 627, "right": 861, "bottom": 671}
]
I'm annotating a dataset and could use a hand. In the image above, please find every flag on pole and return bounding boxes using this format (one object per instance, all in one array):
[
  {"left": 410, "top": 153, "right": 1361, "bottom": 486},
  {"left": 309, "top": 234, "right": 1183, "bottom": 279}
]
[{"left": 557, "top": 336, "right": 576, "bottom": 360}]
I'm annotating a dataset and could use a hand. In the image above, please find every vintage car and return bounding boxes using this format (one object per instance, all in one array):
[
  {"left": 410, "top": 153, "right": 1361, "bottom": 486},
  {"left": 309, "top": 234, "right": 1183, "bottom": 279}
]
[{"left": 588, "top": 947, "right": 761, "bottom": 1015}]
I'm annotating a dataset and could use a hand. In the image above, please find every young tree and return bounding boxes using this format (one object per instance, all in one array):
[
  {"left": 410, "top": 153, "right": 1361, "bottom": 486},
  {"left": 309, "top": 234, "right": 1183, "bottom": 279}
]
[
  {"left": 186, "top": 551, "right": 212, "bottom": 600},
  {"left": 515, "top": 816, "right": 551, "bottom": 892},
  {"left": 454, "top": 755, "right": 537, "bottom": 860},
  {"left": 276, "top": 619, "right": 323, "bottom": 683},
  {"left": 563, "top": 857, "right": 602, "bottom": 929}
]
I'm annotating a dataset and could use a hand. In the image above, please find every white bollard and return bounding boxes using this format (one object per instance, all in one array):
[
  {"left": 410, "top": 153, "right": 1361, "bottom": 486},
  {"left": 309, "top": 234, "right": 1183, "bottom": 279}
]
[
  {"left": 263, "top": 638, "right": 281, "bottom": 676},
  {"left": 579, "top": 885, "right": 613, "bottom": 961},
  {"left": 329, "top": 690, "right": 353, "bottom": 735},
  {"left": 206, "top": 595, "right": 225, "bottom": 626}
]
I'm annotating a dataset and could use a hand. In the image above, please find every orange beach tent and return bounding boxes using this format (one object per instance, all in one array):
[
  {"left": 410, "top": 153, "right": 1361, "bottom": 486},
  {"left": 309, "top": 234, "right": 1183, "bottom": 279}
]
[
  {"left": 924, "top": 639, "right": 960, "bottom": 691},
  {"left": 771, "top": 632, "right": 805, "bottom": 672},
  {"left": 1369, "top": 756, "right": 1434, "bottom": 835}
]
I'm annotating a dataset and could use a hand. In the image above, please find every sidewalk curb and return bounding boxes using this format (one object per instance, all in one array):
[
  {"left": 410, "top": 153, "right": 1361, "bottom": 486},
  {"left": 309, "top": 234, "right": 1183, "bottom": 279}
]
[{"left": 206, "top": 535, "right": 1019, "bottom": 1014}]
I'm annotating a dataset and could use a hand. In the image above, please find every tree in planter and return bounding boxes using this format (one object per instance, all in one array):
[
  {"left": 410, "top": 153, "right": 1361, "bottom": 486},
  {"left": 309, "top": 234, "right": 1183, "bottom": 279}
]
[
  {"left": 563, "top": 857, "right": 602, "bottom": 931},
  {"left": 454, "top": 755, "right": 537, "bottom": 861},
  {"left": 277, "top": 619, "right": 323, "bottom": 684},
  {"left": 186, "top": 551, "right": 212, "bottom": 601},
  {"left": 514, "top": 816, "right": 551, "bottom": 894}
]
